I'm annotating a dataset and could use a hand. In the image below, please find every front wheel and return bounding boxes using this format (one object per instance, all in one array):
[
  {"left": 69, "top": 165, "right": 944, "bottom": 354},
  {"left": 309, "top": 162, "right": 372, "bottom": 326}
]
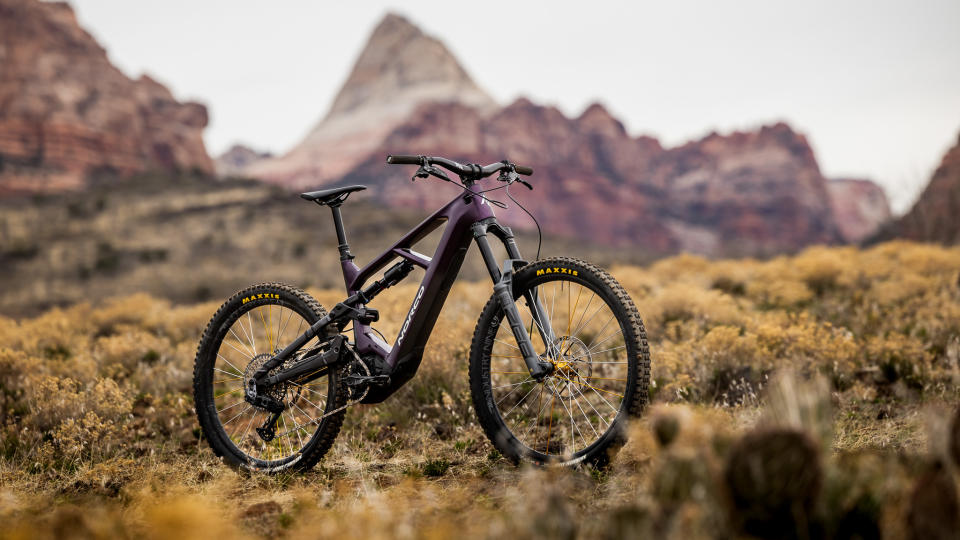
[{"left": 469, "top": 257, "right": 650, "bottom": 467}]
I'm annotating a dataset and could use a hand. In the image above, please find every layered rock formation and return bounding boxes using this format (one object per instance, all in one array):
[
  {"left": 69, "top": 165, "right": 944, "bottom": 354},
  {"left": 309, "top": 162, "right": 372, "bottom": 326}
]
[
  {"left": 827, "top": 178, "right": 892, "bottom": 243},
  {"left": 0, "top": 0, "right": 212, "bottom": 194},
  {"left": 342, "top": 104, "right": 843, "bottom": 255},
  {"left": 239, "top": 12, "right": 892, "bottom": 255},
  {"left": 246, "top": 13, "right": 496, "bottom": 188},
  {"left": 883, "top": 132, "right": 960, "bottom": 244}
]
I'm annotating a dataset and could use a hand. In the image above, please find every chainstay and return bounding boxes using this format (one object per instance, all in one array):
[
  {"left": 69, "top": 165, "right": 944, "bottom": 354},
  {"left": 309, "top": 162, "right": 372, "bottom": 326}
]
[{"left": 273, "top": 349, "right": 369, "bottom": 442}]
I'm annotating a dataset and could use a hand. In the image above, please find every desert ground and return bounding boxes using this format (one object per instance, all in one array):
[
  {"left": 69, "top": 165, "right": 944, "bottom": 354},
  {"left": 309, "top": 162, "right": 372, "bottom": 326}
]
[{"left": 1, "top": 241, "right": 959, "bottom": 538}]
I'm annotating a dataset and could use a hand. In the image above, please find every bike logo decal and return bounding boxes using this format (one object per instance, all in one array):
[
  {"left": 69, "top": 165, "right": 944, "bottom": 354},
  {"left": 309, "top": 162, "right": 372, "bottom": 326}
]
[
  {"left": 396, "top": 286, "right": 425, "bottom": 346},
  {"left": 536, "top": 267, "right": 578, "bottom": 276}
]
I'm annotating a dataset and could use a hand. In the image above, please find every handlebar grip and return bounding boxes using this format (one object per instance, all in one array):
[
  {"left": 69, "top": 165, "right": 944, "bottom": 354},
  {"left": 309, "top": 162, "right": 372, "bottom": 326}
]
[
  {"left": 386, "top": 154, "right": 422, "bottom": 165},
  {"left": 514, "top": 165, "right": 533, "bottom": 176}
]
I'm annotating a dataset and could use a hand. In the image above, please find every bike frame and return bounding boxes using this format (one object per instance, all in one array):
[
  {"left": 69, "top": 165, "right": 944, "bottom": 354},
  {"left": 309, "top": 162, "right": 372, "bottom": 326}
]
[{"left": 249, "top": 186, "right": 557, "bottom": 405}]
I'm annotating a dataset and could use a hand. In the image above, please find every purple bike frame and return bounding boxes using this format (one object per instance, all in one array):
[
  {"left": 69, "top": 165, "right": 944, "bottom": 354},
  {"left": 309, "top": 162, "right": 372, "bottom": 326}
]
[
  {"left": 249, "top": 179, "right": 555, "bottom": 406},
  {"left": 344, "top": 191, "right": 499, "bottom": 402}
]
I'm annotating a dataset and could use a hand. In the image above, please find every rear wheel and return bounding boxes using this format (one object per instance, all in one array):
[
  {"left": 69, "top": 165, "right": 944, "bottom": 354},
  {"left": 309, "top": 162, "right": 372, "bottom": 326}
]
[
  {"left": 469, "top": 257, "right": 650, "bottom": 467},
  {"left": 193, "top": 283, "right": 348, "bottom": 472}
]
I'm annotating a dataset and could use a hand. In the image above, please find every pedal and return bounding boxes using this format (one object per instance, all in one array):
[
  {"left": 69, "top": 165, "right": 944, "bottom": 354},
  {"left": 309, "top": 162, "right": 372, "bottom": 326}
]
[{"left": 344, "top": 374, "right": 391, "bottom": 388}]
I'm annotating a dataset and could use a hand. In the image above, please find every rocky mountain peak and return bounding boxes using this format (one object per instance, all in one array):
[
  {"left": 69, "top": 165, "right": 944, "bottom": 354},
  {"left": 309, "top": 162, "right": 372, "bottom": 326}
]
[
  {"left": 577, "top": 103, "right": 627, "bottom": 138},
  {"left": 247, "top": 12, "right": 496, "bottom": 187},
  {"left": 325, "top": 12, "right": 495, "bottom": 120}
]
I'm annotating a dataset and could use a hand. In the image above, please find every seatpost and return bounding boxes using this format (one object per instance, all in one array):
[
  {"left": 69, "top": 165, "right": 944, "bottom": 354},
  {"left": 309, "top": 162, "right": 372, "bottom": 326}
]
[{"left": 328, "top": 204, "right": 354, "bottom": 261}]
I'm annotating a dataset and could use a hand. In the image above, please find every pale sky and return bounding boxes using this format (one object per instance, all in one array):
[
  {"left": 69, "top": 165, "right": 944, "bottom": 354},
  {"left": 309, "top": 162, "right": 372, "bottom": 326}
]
[{"left": 67, "top": 0, "right": 960, "bottom": 214}]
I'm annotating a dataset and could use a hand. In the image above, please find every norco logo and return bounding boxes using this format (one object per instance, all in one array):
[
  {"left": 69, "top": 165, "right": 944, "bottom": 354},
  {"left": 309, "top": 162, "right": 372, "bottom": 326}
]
[
  {"left": 397, "top": 286, "right": 425, "bottom": 346},
  {"left": 242, "top": 293, "right": 280, "bottom": 304},
  {"left": 536, "top": 267, "right": 578, "bottom": 276}
]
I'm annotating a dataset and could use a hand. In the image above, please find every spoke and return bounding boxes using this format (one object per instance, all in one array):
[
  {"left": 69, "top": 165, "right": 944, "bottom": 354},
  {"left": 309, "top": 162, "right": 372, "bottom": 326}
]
[
  {"left": 214, "top": 365, "right": 243, "bottom": 377},
  {"left": 586, "top": 313, "right": 616, "bottom": 351},
  {"left": 573, "top": 361, "right": 628, "bottom": 365},
  {"left": 217, "top": 399, "right": 246, "bottom": 414},
  {"left": 573, "top": 384, "right": 611, "bottom": 428},
  {"left": 569, "top": 291, "right": 597, "bottom": 339},
  {"left": 575, "top": 378, "right": 622, "bottom": 411},
  {"left": 521, "top": 383, "right": 548, "bottom": 444},
  {"left": 213, "top": 376, "right": 244, "bottom": 384},
  {"left": 501, "top": 382, "right": 539, "bottom": 417},
  {"left": 546, "top": 387, "right": 556, "bottom": 455},
  {"left": 279, "top": 307, "right": 295, "bottom": 346},
  {"left": 570, "top": 385, "right": 601, "bottom": 438},
  {"left": 222, "top": 405, "right": 252, "bottom": 427},
  {"left": 259, "top": 307, "right": 274, "bottom": 353},
  {"left": 221, "top": 340, "right": 253, "bottom": 362},
  {"left": 237, "top": 311, "right": 257, "bottom": 356},
  {"left": 294, "top": 387, "right": 327, "bottom": 412},
  {"left": 287, "top": 411, "right": 304, "bottom": 452},
  {"left": 569, "top": 344, "right": 627, "bottom": 361},
  {"left": 562, "top": 375, "right": 624, "bottom": 399},
  {"left": 552, "top": 379, "right": 586, "bottom": 453},
  {"left": 246, "top": 311, "right": 258, "bottom": 356},
  {"left": 493, "top": 338, "right": 520, "bottom": 350},
  {"left": 228, "top": 327, "right": 255, "bottom": 357},
  {"left": 280, "top": 413, "right": 294, "bottom": 457},
  {"left": 235, "top": 407, "right": 257, "bottom": 445},
  {"left": 290, "top": 382, "right": 328, "bottom": 404},
  {"left": 491, "top": 371, "right": 530, "bottom": 375},
  {"left": 276, "top": 305, "right": 285, "bottom": 349},
  {"left": 491, "top": 354, "right": 523, "bottom": 358},
  {"left": 293, "top": 402, "right": 318, "bottom": 427},
  {"left": 492, "top": 378, "right": 534, "bottom": 391},
  {"left": 496, "top": 375, "right": 535, "bottom": 407},
  {"left": 215, "top": 388, "right": 244, "bottom": 399},
  {"left": 585, "top": 330, "right": 624, "bottom": 354},
  {"left": 587, "top": 376, "right": 628, "bottom": 382}
]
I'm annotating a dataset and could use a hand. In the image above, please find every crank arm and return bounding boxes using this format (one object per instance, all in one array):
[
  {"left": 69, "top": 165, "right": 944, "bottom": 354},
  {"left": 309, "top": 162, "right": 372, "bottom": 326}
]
[{"left": 494, "top": 261, "right": 553, "bottom": 379}]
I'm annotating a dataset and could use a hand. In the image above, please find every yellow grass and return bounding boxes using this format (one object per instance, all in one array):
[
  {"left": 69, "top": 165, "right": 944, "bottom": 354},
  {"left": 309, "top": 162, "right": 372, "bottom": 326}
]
[{"left": 1, "top": 241, "right": 959, "bottom": 538}]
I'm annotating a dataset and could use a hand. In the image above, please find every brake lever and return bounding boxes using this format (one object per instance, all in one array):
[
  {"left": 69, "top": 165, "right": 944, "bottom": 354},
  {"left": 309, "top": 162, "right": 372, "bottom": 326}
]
[
  {"left": 497, "top": 170, "right": 534, "bottom": 190},
  {"left": 412, "top": 165, "right": 451, "bottom": 182}
]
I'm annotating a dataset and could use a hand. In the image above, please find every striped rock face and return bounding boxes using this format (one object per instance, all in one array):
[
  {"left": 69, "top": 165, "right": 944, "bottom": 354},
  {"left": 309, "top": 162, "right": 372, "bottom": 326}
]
[{"left": 0, "top": 0, "right": 213, "bottom": 195}]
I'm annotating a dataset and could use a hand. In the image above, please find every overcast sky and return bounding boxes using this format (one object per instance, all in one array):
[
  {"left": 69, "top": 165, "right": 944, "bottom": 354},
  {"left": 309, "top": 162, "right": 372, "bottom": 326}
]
[{"left": 68, "top": 0, "right": 960, "bottom": 214}]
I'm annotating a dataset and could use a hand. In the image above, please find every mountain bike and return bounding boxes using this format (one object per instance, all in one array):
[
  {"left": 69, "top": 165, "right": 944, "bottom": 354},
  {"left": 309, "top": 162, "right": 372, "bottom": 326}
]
[{"left": 193, "top": 155, "right": 650, "bottom": 472}]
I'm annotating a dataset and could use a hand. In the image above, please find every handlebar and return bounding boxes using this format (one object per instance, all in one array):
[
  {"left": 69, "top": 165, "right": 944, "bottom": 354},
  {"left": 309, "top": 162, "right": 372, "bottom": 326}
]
[{"left": 386, "top": 154, "right": 533, "bottom": 179}]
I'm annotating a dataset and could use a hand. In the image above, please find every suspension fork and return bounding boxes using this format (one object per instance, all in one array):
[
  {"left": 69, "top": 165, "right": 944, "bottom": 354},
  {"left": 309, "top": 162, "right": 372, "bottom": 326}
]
[{"left": 472, "top": 221, "right": 555, "bottom": 379}]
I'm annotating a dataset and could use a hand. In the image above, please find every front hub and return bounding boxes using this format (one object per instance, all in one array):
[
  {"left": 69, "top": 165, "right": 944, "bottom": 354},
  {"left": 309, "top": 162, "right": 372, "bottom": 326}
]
[{"left": 548, "top": 336, "right": 593, "bottom": 399}]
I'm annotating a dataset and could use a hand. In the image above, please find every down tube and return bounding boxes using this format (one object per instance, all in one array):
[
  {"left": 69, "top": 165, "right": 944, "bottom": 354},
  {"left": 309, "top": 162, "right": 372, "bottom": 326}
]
[{"left": 359, "top": 195, "right": 494, "bottom": 403}]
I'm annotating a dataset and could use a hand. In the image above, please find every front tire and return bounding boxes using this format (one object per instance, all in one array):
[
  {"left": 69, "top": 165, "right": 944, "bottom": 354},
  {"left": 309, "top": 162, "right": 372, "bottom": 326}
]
[{"left": 469, "top": 257, "right": 650, "bottom": 467}]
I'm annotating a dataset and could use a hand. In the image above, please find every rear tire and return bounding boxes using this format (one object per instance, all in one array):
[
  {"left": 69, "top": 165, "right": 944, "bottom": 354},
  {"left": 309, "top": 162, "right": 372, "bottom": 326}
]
[
  {"left": 469, "top": 257, "right": 650, "bottom": 467},
  {"left": 193, "top": 282, "right": 348, "bottom": 473}
]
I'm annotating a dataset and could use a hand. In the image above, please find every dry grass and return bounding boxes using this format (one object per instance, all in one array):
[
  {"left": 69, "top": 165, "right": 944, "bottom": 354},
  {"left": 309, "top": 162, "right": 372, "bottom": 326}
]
[{"left": 2, "top": 241, "right": 960, "bottom": 538}]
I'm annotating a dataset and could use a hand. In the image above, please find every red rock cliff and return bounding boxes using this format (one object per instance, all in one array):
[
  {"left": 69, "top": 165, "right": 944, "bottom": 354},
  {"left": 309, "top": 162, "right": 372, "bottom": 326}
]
[
  {"left": 0, "top": 0, "right": 212, "bottom": 194},
  {"left": 885, "top": 132, "right": 960, "bottom": 244}
]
